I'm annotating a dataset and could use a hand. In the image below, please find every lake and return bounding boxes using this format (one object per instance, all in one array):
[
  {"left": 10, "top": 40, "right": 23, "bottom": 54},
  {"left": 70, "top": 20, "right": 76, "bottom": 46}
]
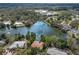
[{"left": 0, "top": 21, "right": 67, "bottom": 40}]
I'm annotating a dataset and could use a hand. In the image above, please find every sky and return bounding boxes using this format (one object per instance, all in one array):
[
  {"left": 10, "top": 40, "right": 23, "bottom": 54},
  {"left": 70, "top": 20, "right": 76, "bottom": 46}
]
[{"left": 0, "top": 0, "right": 79, "bottom": 3}]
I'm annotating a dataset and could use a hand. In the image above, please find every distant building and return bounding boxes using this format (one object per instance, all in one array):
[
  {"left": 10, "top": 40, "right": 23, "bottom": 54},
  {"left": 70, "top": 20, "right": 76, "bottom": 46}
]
[
  {"left": 35, "top": 9, "right": 48, "bottom": 13},
  {"left": 35, "top": 9, "right": 54, "bottom": 16}
]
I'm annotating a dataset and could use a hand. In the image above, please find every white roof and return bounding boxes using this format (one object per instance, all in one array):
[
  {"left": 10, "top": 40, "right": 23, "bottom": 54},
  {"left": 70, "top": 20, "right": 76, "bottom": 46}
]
[
  {"left": 9, "top": 41, "right": 26, "bottom": 49},
  {"left": 0, "top": 41, "right": 5, "bottom": 45},
  {"left": 3, "top": 21, "right": 11, "bottom": 25},
  {"left": 14, "top": 21, "right": 23, "bottom": 25},
  {"left": 35, "top": 10, "right": 48, "bottom": 13}
]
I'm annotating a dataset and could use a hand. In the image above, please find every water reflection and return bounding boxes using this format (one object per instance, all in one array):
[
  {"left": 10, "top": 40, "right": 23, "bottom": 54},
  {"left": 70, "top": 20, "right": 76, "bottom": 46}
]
[{"left": 30, "top": 21, "right": 53, "bottom": 41}]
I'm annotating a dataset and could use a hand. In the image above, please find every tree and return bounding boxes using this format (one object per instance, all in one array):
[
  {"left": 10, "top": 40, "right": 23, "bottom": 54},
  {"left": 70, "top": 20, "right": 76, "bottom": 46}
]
[{"left": 0, "top": 47, "right": 4, "bottom": 55}]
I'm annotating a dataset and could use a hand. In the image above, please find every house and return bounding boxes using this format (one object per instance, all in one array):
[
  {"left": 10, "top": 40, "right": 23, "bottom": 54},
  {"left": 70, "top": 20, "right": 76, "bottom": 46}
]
[
  {"left": 40, "top": 11, "right": 53, "bottom": 16},
  {"left": 70, "top": 19, "right": 79, "bottom": 30},
  {"left": 62, "top": 24, "right": 71, "bottom": 31},
  {"left": 35, "top": 9, "right": 48, "bottom": 13},
  {"left": 0, "top": 41, "right": 5, "bottom": 46},
  {"left": 52, "top": 15, "right": 58, "bottom": 20},
  {"left": 71, "top": 15, "right": 79, "bottom": 21},
  {"left": 42, "top": 12, "right": 53, "bottom": 16},
  {"left": 3, "top": 20, "right": 11, "bottom": 25},
  {"left": 70, "top": 29, "right": 79, "bottom": 38},
  {"left": 23, "top": 19, "right": 35, "bottom": 26},
  {"left": 8, "top": 41, "right": 27, "bottom": 49},
  {"left": 14, "top": 21, "right": 25, "bottom": 27},
  {"left": 61, "top": 21, "right": 71, "bottom": 31},
  {"left": 31, "top": 41, "right": 44, "bottom": 49}
]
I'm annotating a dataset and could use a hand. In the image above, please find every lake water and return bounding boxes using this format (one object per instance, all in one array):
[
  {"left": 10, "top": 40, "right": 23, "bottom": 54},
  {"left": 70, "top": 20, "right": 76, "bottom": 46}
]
[
  {"left": 0, "top": 27, "right": 29, "bottom": 36},
  {"left": 0, "top": 21, "right": 67, "bottom": 40}
]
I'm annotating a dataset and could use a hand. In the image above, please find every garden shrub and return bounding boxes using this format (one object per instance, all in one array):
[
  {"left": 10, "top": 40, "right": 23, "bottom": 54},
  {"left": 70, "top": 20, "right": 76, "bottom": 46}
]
[{"left": 42, "top": 35, "right": 67, "bottom": 49}]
